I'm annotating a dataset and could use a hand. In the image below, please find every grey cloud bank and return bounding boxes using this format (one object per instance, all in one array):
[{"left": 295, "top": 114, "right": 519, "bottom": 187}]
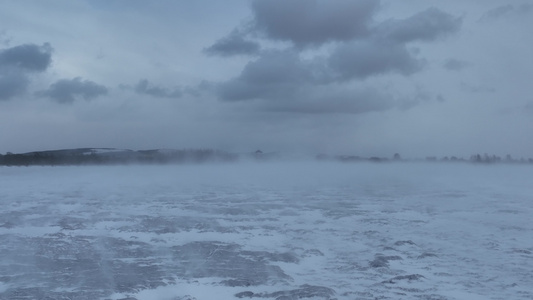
[
  {"left": 204, "top": 31, "right": 261, "bottom": 57},
  {"left": 134, "top": 79, "right": 182, "bottom": 99},
  {"left": 375, "top": 7, "right": 461, "bottom": 43},
  {"left": 0, "top": 43, "right": 52, "bottom": 100},
  {"left": 0, "top": 43, "right": 52, "bottom": 71},
  {"left": 213, "top": 2, "right": 461, "bottom": 116},
  {"left": 39, "top": 77, "right": 108, "bottom": 103},
  {"left": 249, "top": 0, "right": 378, "bottom": 46},
  {"left": 0, "top": 0, "right": 532, "bottom": 158},
  {"left": 479, "top": 3, "right": 533, "bottom": 21}
]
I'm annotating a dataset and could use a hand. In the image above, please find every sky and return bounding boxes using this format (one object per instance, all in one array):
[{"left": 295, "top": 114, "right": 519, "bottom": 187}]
[{"left": 0, "top": 0, "right": 532, "bottom": 158}]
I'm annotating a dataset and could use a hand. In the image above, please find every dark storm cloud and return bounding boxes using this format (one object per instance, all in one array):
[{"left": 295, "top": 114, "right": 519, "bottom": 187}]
[
  {"left": 134, "top": 79, "right": 182, "bottom": 98},
  {"left": 39, "top": 77, "right": 108, "bottom": 103},
  {"left": 328, "top": 7, "right": 461, "bottom": 79},
  {"left": 250, "top": 0, "right": 379, "bottom": 47},
  {"left": 0, "top": 43, "right": 52, "bottom": 100},
  {"left": 375, "top": 8, "right": 462, "bottom": 43},
  {"left": 216, "top": 50, "right": 407, "bottom": 114},
  {"left": 210, "top": 1, "right": 462, "bottom": 114},
  {"left": 0, "top": 43, "right": 52, "bottom": 71},
  {"left": 204, "top": 31, "right": 261, "bottom": 57},
  {"left": 217, "top": 42, "right": 422, "bottom": 102},
  {"left": 216, "top": 50, "right": 322, "bottom": 101}
]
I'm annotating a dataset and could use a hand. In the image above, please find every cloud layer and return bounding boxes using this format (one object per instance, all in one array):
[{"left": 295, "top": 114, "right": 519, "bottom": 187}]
[
  {"left": 204, "top": 30, "right": 261, "bottom": 57},
  {"left": 250, "top": 0, "right": 379, "bottom": 47},
  {"left": 39, "top": 77, "right": 108, "bottom": 103},
  {"left": 208, "top": 1, "right": 461, "bottom": 114},
  {"left": 1, "top": 0, "right": 532, "bottom": 157},
  {"left": 479, "top": 3, "right": 533, "bottom": 21},
  {"left": 0, "top": 43, "right": 52, "bottom": 100},
  {"left": 134, "top": 79, "right": 182, "bottom": 99}
]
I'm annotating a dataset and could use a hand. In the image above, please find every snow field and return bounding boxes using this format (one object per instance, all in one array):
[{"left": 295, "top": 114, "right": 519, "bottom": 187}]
[{"left": 0, "top": 162, "right": 532, "bottom": 299}]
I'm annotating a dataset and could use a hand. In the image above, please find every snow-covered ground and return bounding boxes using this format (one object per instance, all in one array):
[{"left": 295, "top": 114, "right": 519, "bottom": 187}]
[{"left": 0, "top": 162, "right": 532, "bottom": 300}]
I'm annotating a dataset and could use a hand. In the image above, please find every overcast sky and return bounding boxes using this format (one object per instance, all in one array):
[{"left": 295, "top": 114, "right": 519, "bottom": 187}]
[{"left": 1, "top": 0, "right": 532, "bottom": 158}]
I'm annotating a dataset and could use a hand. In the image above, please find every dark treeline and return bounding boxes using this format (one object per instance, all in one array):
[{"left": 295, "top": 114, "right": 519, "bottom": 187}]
[
  {"left": 1, "top": 148, "right": 532, "bottom": 166},
  {"left": 0, "top": 148, "right": 240, "bottom": 166},
  {"left": 319, "top": 152, "right": 533, "bottom": 165}
]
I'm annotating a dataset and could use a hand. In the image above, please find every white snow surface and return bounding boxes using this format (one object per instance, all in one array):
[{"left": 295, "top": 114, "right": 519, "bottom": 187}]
[{"left": 0, "top": 162, "right": 532, "bottom": 300}]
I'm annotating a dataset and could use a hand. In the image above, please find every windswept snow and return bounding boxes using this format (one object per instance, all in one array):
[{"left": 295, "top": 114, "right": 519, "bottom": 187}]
[{"left": 0, "top": 162, "right": 532, "bottom": 300}]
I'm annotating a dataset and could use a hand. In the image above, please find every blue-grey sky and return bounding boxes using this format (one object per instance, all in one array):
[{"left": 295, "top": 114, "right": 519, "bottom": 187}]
[{"left": 1, "top": 0, "right": 532, "bottom": 158}]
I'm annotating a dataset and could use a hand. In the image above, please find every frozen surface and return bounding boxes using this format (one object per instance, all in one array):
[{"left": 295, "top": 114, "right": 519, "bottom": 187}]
[{"left": 0, "top": 162, "right": 532, "bottom": 300}]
